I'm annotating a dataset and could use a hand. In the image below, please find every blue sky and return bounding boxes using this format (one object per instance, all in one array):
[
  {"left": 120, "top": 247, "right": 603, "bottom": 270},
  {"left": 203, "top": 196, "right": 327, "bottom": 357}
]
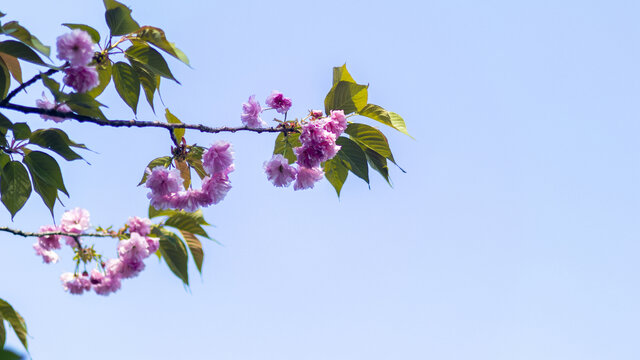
[{"left": 1, "top": 0, "right": 640, "bottom": 359}]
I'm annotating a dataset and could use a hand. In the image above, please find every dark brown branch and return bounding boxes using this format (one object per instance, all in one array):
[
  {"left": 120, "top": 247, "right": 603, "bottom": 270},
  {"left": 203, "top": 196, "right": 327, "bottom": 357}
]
[
  {"left": 0, "top": 103, "right": 289, "bottom": 134},
  {"left": 0, "top": 68, "right": 60, "bottom": 106},
  {"left": 0, "top": 226, "right": 116, "bottom": 238}
]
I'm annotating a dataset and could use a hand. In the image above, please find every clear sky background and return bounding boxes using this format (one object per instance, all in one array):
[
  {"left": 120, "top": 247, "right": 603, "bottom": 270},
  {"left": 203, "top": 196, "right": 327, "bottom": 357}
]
[{"left": 1, "top": 0, "right": 639, "bottom": 359}]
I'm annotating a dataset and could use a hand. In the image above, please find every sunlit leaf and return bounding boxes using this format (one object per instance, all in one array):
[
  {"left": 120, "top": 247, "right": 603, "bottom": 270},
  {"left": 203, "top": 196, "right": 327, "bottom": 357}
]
[
  {"left": 112, "top": 61, "right": 140, "bottom": 114},
  {"left": 103, "top": 0, "right": 140, "bottom": 36}
]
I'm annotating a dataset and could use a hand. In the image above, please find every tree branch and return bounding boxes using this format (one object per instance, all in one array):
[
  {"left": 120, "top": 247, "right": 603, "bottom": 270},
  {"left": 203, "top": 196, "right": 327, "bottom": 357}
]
[
  {"left": 0, "top": 102, "right": 292, "bottom": 134},
  {"left": 0, "top": 68, "right": 60, "bottom": 106},
  {"left": 0, "top": 226, "right": 116, "bottom": 238}
]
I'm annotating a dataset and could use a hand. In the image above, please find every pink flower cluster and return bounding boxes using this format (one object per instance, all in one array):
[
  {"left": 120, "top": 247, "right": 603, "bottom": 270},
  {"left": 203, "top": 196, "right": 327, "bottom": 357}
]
[
  {"left": 240, "top": 91, "right": 292, "bottom": 128},
  {"left": 146, "top": 141, "right": 234, "bottom": 212},
  {"left": 35, "top": 93, "right": 72, "bottom": 123},
  {"left": 56, "top": 30, "right": 99, "bottom": 93},
  {"left": 60, "top": 216, "right": 159, "bottom": 296},
  {"left": 32, "top": 207, "right": 90, "bottom": 264},
  {"left": 264, "top": 110, "right": 347, "bottom": 190}
]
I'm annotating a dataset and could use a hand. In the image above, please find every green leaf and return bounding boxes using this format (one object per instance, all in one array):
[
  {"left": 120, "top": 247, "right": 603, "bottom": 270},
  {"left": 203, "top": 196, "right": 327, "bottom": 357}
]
[
  {"left": 138, "top": 156, "right": 171, "bottom": 185},
  {"left": 324, "top": 81, "right": 368, "bottom": 115},
  {"left": 62, "top": 23, "right": 100, "bottom": 44},
  {"left": 0, "top": 54, "right": 22, "bottom": 84},
  {"left": 130, "top": 59, "right": 158, "bottom": 112},
  {"left": 364, "top": 148, "right": 390, "bottom": 185},
  {"left": 112, "top": 61, "right": 140, "bottom": 114},
  {"left": 86, "top": 58, "right": 112, "bottom": 98},
  {"left": 0, "top": 40, "right": 46, "bottom": 66},
  {"left": 273, "top": 132, "right": 301, "bottom": 164},
  {"left": 40, "top": 74, "right": 61, "bottom": 101},
  {"left": 1, "top": 21, "right": 50, "bottom": 56},
  {"left": 153, "top": 227, "right": 189, "bottom": 285},
  {"left": 125, "top": 44, "right": 178, "bottom": 83},
  {"left": 0, "top": 153, "right": 9, "bottom": 169},
  {"left": 26, "top": 162, "right": 58, "bottom": 216},
  {"left": 0, "top": 320, "right": 5, "bottom": 349},
  {"left": 0, "top": 112, "right": 12, "bottom": 134},
  {"left": 332, "top": 64, "right": 355, "bottom": 85},
  {"left": 164, "top": 108, "right": 184, "bottom": 142},
  {"left": 344, "top": 123, "right": 392, "bottom": 158},
  {"left": 336, "top": 137, "right": 369, "bottom": 184},
  {"left": 29, "top": 129, "right": 85, "bottom": 161},
  {"left": 103, "top": 0, "right": 140, "bottom": 36},
  {"left": 10, "top": 123, "right": 29, "bottom": 140},
  {"left": 135, "top": 26, "right": 189, "bottom": 65},
  {"left": 0, "top": 57, "right": 9, "bottom": 100},
  {"left": 165, "top": 212, "right": 210, "bottom": 239},
  {"left": 0, "top": 348, "right": 22, "bottom": 360},
  {"left": 180, "top": 230, "right": 203, "bottom": 273},
  {"left": 358, "top": 104, "right": 410, "bottom": 137},
  {"left": 324, "top": 157, "right": 349, "bottom": 196},
  {"left": 0, "top": 161, "right": 31, "bottom": 218},
  {"left": 186, "top": 147, "right": 207, "bottom": 180},
  {"left": 23, "top": 151, "right": 67, "bottom": 195},
  {"left": 65, "top": 93, "right": 106, "bottom": 119}
]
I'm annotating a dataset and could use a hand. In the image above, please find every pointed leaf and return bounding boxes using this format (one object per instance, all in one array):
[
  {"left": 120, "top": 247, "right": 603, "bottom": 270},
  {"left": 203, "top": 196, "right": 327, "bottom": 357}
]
[
  {"left": 332, "top": 64, "right": 355, "bottom": 85},
  {"left": 86, "top": 58, "right": 112, "bottom": 98},
  {"left": 345, "top": 123, "right": 392, "bottom": 158},
  {"left": 153, "top": 227, "right": 189, "bottom": 285},
  {"left": 364, "top": 148, "right": 390, "bottom": 185},
  {"left": 358, "top": 104, "right": 410, "bottom": 137},
  {"left": 165, "top": 108, "right": 184, "bottom": 142},
  {"left": 65, "top": 93, "right": 107, "bottom": 120},
  {"left": 0, "top": 299, "right": 27, "bottom": 351},
  {"left": 165, "top": 212, "right": 210, "bottom": 239},
  {"left": 29, "top": 129, "right": 85, "bottom": 161},
  {"left": 0, "top": 54, "right": 21, "bottom": 83},
  {"left": 138, "top": 156, "right": 171, "bottom": 185},
  {"left": 103, "top": 0, "right": 140, "bottom": 36},
  {"left": 324, "top": 157, "right": 349, "bottom": 196},
  {"left": 0, "top": 161, "right": 31, "bottom": 218},
  {"left": 26, "top": 163, "right": 58, "bottom": 215},
  {"left": 125, "top": 44, "right": 178, "bottom": 83},
  {"left": 336, "top": 136, "right": 369, "bottom": 184},
  {"left": 10, "top": 123, "right": 29, "bottom": 140},
  {"left": 0, "top": 40, "right": 46, "bottom": 66},
  {"left": 324, "top": 81, "right": 368, "bottom": 115},
  {"left": 0, "top": 320, "right": 5, "bottom": 349},
  {"left": 135, "top": 26, "right": 189, "bottom": 65},
  {"left": 23, "top": 151, "right": 68, "bottom": 195},
  {"left": 1, "top": 21, "right": 50, "bottom": 56},
  {"left": 180, "top": 230, "right": 203, "bottom": 273},
  {"left": 130, "top": 59, "right": 158, "bottom": 111},
  {"left": 0, "top": 57, "right": 9, "bottom": 99},
  {"left": 112, "top": 61, "right": 140, "bottom": 114}
]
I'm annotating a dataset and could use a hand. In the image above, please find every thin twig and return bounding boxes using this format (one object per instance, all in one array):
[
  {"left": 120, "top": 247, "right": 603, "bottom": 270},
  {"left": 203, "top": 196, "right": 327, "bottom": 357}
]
[
  {"left": 0, "top": 103, "right": 290, "bottom": 134},
  {"left": 0, "top": 68, "right": 60, "bottom": 106},
  {"left": 0, "top": 226, "right": 116, "bottom": 238}
]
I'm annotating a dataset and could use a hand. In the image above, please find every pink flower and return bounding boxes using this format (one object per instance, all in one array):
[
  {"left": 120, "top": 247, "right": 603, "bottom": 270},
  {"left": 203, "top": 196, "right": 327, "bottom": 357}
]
[
  {"left": 56, "top": 30, "right": 95, "bottom": 66},
  {"left": 118, "top": 233, "right": 151, "bottom": 260},
  {"left": 63, "top": 65, "right": 99, "bottom": 93},
  {"left": 61, "top": 208, "right": 90, "bottom": 234},
  {"left": 108, "top": 257, "right": 145, "bottom": 279},
  {"left": 264, "top": 154, "right": 297, "bottom": 187},
  {"left": 202, "top": 141, "right": 234, "bottom": 175},
  {"left": 324, "top": 110, "right": 347, "bottom": 136},
  {"left": 149, "top": 194, "right": 172, "bottom": 210},
  {"left": 146, "top": 237, "right": 160, "bottom": 254},
  {"left": 33, "top": 243, "right": 59, "bottom": 264},
  {"left": 265, "top": 90, "right": 292, "bottom": 114},
  {"left": 90, "top": 269, "right": 121, "bottom": 296},
  {"left": 128, "top": 216, "right": 152, "bottom": 236},
  {"left": 35, "top": 93, "right": 72, "bottom": 123},
  {"left": 199, "top": 171, "right": 232, "bottom": 206},
  {"left": 60, "top": 272, "right": 91, "bottom": 295},
  {"left": 146, "top": 166, "right": 183, "bottom": 196},
  {"left": 37, "top": 224, "right": 62, "bottom": 250},
  {"left": 310, "top": 110, "right": 323, "bottom": 119},
  {"left": 241, "top": 95, "right": 265, "bottom": 128},
  {"left": 295, "top": 119, "right": 341, "bottom": 168},
  {"left": 294, "top": 166, "right": 324, "bottom": 191}
]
